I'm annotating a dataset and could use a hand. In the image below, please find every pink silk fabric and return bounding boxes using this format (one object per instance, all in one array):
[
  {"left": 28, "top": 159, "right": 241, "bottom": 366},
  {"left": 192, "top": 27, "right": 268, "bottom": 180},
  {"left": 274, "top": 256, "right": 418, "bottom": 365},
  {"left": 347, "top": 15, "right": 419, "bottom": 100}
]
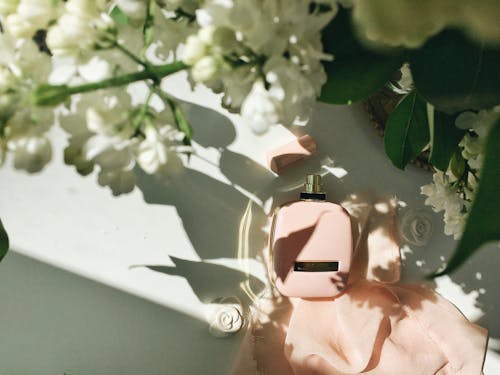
[{"left": 232, "top": 198, "right": 488, "bottom": 375}]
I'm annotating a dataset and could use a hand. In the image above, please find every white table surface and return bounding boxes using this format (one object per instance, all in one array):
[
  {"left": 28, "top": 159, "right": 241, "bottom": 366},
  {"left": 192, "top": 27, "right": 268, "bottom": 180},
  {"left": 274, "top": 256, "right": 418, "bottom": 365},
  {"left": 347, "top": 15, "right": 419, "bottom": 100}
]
[{"left": 0, "top": 72, "right": 498, "bottom": 374}]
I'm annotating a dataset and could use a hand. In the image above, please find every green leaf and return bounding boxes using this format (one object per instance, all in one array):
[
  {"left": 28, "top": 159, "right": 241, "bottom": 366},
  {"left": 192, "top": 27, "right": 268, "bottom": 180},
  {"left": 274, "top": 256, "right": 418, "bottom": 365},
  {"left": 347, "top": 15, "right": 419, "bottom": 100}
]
[
  {"left": 0, "top": 218, "right": 9, "bottom": 263},
  {"left": 110, "top": 5, "right": 129, "bottom": 25},
  {"left": 410, "top": 30, "right": 500, "bottom": 113},
  {"left": 429, "top": 110, "right": 466, "bottom": 171},
  {"left": 384, "top": 91, "right": 430, "bottom": 169},
  {"left": 433, "top": 117, "right": 500, "bottom": 276},
  {"left": 319, "top": 8, "right": 404, "bottom": 104}
]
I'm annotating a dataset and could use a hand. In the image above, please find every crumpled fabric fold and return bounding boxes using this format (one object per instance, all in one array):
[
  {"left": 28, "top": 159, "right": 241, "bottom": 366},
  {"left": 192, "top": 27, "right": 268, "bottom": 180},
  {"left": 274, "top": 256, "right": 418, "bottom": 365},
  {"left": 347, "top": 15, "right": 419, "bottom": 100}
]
[
  {"left": 231, "top": 197, "right": 487, "bottom": 375},
  {"left": 286, "top": 281, "right": 487, "bottom": 375}
]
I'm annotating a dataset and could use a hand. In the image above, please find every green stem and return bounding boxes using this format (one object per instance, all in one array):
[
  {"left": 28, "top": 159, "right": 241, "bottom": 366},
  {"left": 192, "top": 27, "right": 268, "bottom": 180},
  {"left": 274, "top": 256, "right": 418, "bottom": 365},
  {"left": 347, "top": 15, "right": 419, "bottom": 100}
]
[
  {"left": 142, "top": 0, "right": 155, "bottom": 57},
  {"left": 32, "top": 61, "right": 187, "bottom": 106},
  {"left": 152, "top": 85, "right": 176, "bottom": 111},
  {"left": 132, "top": 87, "right": 155, "bottom": 136},
  {"left": 113, "top": 42, "right": 148, "bottom": 68},
  {"left": 151, "top": 85, "right": 193, "bottom": 145},
  {"left": 66, "top": 61, "right": 186, "bottom": 95}
]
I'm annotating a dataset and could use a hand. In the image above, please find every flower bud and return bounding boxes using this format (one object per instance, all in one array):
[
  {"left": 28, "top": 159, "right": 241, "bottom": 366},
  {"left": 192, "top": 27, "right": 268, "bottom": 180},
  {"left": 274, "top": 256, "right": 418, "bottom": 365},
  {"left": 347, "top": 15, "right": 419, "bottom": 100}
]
[
  {"left": 115, "top": 0, "right": 147, "bottom": 24},
  {"left": 198, "top": 25, "right": 216, "bottom": 44},
  {"left": 46, "top": 14, "right": 91, "bottom": 56},
  {"left": 182, "top": 35, "right": 207, "bottom": 65},
  {"left": 46, "top": 0, "right": 116, "bottom": 57},
  {"left": 64, "top": 144, "right": 94, "bottom": 176},
  {"left": 5, "top": 13, "right": 33, "bottom": 38},
  {"left": 97, "top": 167, "right": 135, "bottom": 196},
  {"left": 66, "top": 0, "right": 99, "bottom": 17},
  {"left": 17, "top": 0, "right": 57, "bottom": 24},
  {"left": 5, "top": 0, "right": 57, "bottom": 38},
  {"left": 9, "top": 134, "right": 52, "bottom": 173},
  {"left": 191, "top": 56, "right": 219, "bottom": 82}
]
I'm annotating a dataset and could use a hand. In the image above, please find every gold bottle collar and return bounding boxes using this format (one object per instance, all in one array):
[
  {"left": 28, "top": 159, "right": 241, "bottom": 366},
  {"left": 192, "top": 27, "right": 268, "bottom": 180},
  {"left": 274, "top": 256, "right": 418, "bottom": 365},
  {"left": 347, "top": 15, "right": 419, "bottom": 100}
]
[{"left": 303, "top": 174, "right": 324, "bottom": 194}]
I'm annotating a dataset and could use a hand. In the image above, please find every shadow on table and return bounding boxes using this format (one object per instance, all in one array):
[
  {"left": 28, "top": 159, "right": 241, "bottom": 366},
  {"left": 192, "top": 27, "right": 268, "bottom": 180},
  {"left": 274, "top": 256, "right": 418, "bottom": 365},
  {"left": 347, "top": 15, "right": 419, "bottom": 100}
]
[
  {"left": 136, "top": 101, "right": 269, "bottom": 261},
  {"left": 141, "top": 256, "right": 265, "bottom": 306},
  {"left": 0, "top": 251, "right": 242, "bottom": 374}
]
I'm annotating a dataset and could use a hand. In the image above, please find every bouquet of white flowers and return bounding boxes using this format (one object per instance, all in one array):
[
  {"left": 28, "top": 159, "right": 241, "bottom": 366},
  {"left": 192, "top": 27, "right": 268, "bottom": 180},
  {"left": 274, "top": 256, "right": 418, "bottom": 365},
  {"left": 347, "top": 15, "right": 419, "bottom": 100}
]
[{"left": 0, "top": 0, "right": 498, "bottom": 275}]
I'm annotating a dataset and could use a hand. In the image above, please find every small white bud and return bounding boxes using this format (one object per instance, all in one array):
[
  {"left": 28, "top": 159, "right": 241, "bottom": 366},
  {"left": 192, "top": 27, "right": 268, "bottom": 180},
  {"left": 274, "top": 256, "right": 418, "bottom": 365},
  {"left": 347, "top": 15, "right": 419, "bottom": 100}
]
[
  {"left": 9, "top": 135, "right": 52, "bottom": 173},
  {"left": 191, "top": 56, "right": 219, "bottom": 82},
  {"left": 198, "top": 25, "right": 216, "bottom": 45},
  {"left": 5, "top": 13, "right": 33, "bottom": 38},
  {"left": 182, "top": 35, "right": 207, "bottom": 66}
]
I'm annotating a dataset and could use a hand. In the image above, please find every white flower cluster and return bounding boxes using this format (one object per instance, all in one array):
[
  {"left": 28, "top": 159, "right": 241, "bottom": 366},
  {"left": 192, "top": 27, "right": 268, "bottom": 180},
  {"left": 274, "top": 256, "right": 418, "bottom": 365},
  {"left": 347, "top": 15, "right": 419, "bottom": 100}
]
[
  {"left": 0, "top": 33, "right": 53, "bottom": 172},
  {"left": 182, "top": 0, "right": 337, "bottom": 133},
  {"left": 46, "top": 0, "right": 115, "bottom": 58},
  {"left": 421, "top": 171, "right": 467, "bottom": 239},
  {"left": 0, "top": 0, "right": 195, "bottom": 194},
  {"left": 7, "top": 0, "right": 495, "bottom": 203},
  {"left": 421, "top": 107, "right": 499, "bottom": 239},
  {"left": 60, "top": 90, "right": 188, "bottom": 195},
  {"left": 0, "top": 0, "right": 58, "bottom": 39}
]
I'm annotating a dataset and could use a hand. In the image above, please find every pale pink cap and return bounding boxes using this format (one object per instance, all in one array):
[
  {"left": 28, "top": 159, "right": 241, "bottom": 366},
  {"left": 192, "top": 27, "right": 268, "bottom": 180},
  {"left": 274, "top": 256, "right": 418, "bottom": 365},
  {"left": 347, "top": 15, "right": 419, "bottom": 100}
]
[{"left": 266, "top": 135, "right": 317, "bottom": 174}]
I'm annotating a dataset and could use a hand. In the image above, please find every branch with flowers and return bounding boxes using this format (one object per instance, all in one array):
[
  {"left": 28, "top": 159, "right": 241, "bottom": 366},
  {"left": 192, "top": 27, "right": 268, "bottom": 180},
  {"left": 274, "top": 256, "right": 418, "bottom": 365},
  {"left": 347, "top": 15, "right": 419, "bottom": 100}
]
[{"left": 0, "top": 0, "right": 498, "bottom": 276}]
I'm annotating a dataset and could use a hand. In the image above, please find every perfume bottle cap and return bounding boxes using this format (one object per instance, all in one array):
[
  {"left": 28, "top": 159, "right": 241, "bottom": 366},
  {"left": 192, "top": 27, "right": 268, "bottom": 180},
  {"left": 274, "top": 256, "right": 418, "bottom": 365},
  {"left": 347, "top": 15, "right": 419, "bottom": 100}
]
[
  {"left": 304, "top": 174, "right": 323, "bottom": 194},
  {"left": 300, "top": 174, "right": 326, "bottom": 200}
]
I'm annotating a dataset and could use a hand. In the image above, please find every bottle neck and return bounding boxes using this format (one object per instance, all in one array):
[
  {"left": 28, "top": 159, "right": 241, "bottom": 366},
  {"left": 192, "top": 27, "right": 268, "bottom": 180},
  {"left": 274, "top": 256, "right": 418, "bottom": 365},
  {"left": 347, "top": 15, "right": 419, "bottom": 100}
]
[{"left": 300, "top": 192, "right": 326, "bottom": 201}]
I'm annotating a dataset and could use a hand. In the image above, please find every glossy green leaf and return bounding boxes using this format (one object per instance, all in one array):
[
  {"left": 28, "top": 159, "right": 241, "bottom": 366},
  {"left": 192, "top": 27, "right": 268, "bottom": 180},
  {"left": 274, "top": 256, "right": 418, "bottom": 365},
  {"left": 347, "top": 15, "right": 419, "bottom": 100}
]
[
  {"left": 384, "top": 92, "right": 430, "bottom": 169},
  {"left": 110, "top": 5, "right": 128, "bottom": 25},
  {"left": 434, "top": 117, "right": 500, "bottom": 276},
  {"left": 411, "top": 30, "right": 500, "bottom": 113},
  {"left": 0, "top": 218, "right": 9, "bottom": 263},
  {"left": 429, "top": 111, "right": 466, "bottom": 171},
  {"left": 319, "top": 8, "right": 404, "bottom": 104}
]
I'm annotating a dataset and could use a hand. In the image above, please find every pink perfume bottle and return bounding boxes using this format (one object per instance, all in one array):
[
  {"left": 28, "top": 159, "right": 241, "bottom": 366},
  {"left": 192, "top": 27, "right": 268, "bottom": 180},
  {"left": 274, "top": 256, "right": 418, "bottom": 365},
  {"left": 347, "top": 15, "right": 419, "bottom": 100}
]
[{"left": 270, "top": 175, "right": 352, "bottom": 298}]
